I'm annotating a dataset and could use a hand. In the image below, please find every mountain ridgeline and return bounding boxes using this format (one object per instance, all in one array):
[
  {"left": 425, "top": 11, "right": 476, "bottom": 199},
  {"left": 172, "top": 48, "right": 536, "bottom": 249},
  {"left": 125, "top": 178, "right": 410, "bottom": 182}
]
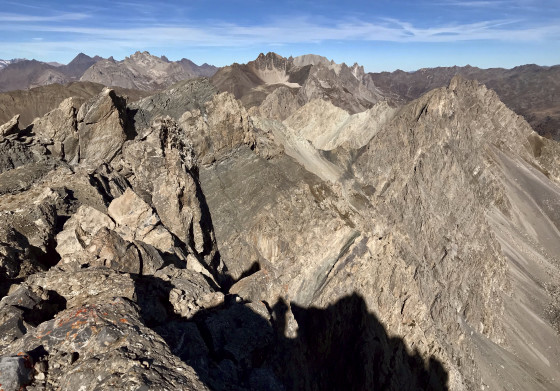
[
  {"left": 0, "top": 51, "right": 217, "bottom": 93},
  {"left": 0, "top": 52, "right": 559, "bottom": 390}
]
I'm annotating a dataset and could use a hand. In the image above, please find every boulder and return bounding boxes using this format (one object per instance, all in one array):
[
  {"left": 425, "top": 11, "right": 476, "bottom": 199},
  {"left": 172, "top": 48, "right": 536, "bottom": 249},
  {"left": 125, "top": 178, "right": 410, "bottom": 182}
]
[
  {"left": 0, "top": 354, "right": 34, "bottom": 390},
  {"left": 32, "top": 97, "right": 80, "bottom": 163},
  {"left": 154, "top": 265, "right": 220, "bottom": 318},
  {"left": 0, "top": 285, "right": 66, "bottom": 352},
  {"left": 0, "top": 187, "right": 62, "bottom": 280},
  {"left": 108, "top": 187, "right": 160, "bottom": 241},
  {"left": 55, "top": 205, "right": 116, "bottom": 267},
  {"left": 0, "top": 114, "right": 20, "bottom": 137},
  {"left": 25, "top": 268, "right": 136, "bottom": 310}
]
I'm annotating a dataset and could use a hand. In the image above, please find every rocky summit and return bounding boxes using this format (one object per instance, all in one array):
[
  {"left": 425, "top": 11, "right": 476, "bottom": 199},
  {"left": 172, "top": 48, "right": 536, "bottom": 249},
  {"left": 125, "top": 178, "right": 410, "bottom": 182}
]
[{"left": 0, "top": 52, "right": 559, "bottom": 391}]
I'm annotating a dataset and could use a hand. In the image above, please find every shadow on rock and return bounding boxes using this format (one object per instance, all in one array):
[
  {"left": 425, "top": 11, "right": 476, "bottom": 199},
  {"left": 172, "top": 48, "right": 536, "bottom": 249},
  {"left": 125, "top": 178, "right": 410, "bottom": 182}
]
[
  {"left": 270, "top": 294, "right": 448, "bottom": 391},
  {"left": 133, "top": 278, "right": 449, "bottom": 391}
]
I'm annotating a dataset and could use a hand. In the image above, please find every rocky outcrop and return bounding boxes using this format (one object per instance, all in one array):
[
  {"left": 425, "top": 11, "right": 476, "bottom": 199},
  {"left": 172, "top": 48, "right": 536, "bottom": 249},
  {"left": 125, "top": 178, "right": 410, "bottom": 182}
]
[
  {"left": 0, "top": 81, "right": 149, "bottom": 129},
  {"left": 251, "top": 86, "right": 301, "bottom": 121},
  {"left": 0, "top": 114, "right": 20, "bottom": 137},
  {"left": 0, "top": 67, "right": 559, "bottom": 391},
  {"left": 283, "top": 98, "right": 396, "bottom": 150},
  {"left": 5, "top": 297, "right": 211, "bottom": 390},
  {"left": 178, "top": 92, "right": 255, "bottom": 166},
  {"left": 129, "top": 77, "right": 217, "bottom": 132},
  {"left": 77, "top": 88, "right": 128, "bottom": 167}
]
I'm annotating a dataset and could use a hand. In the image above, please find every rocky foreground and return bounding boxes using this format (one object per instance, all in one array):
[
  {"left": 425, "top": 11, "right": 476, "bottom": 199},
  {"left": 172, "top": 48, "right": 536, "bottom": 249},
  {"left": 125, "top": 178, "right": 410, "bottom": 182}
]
[{"left": 0, "top": 75, "right": 559, "bottom": 390}]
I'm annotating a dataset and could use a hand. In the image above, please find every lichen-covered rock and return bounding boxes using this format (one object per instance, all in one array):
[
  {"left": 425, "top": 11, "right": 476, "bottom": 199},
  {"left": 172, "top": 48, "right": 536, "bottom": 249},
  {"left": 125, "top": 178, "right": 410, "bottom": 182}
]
[
  {"left": 0, "top": 285, "right": 66, "bottom": 353},
  {"left": 5, "top": 298, "right": 210, "bottom": 391},
  {"left": 25, "top": 268, "right": 136, "bottom": 310}
]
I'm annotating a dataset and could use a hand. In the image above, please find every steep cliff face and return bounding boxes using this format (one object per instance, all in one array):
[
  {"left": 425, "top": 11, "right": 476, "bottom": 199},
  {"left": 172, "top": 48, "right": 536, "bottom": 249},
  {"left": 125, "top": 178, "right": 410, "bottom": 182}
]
[
  {"left": 212, "top": 52, "right": 386, "bottom": 118},
  {"left": 246, "top": 75, "right": 560, "bottom": 390},
  {"left": 0, "top": 72, "right": 559, "bottom": 391}
]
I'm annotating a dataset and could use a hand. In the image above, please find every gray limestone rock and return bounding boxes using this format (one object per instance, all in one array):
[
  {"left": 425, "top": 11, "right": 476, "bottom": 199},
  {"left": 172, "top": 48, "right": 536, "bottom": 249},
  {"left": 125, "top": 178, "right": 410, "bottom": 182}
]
[
  {"left": 0, "top": 187, "right": 62, "bottom": 280},
  {"left": 77, "top": 88, "right": 128, "bottom": 167},
  {"left": 253, "top": 85, "right": 302, "bottom": 121},
  {"left": 178, "top": 92, "right": 255, "bottom": 166},
  {"left": 108, "top": 188, "right": 161, "bottom": 241},
  {"left": 130, "top": 77, "right": 218, "bottom": 132},
  {"left": 32, "top": 97, "right": 80, "bottom": 163},
  {"left": 55, "top": 204, "right": 115, "bottom": 269},
  {"left": 0, "top": 354, "right": 34, "bottom": 390},
  {"left": 0, "top": 135, "right": 49, "bottom": 175},
  {"left": 119, "top": 117, "right": 221, "bottom": 276}
]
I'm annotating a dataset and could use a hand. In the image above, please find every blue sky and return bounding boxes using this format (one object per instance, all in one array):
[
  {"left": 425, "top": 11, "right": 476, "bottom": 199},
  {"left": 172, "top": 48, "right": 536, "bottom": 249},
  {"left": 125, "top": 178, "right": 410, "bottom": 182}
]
[{"left": 0, "top": 0, "right": 559, "bottom": 71}]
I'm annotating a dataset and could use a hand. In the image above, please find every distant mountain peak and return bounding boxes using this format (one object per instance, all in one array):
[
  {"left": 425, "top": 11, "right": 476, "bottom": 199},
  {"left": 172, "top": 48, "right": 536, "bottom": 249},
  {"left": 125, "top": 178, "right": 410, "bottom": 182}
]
[
  {"left": 251, "top": 52, "right": 291, "bottom": 72},
  {"left": 80, "top": 52, "right": 217, "bottom": 90},
  {"left": 257, "top": 52, "right": 285, "bottom": 60},
  {"left": 68, "top": 53, "right": 93, "bottom": 65},
  {"left": 292, "top": 54, "right": 333, "bottom": 68},
  {"left": 130, "top": 51, "right": 154, "bottom": 59}
]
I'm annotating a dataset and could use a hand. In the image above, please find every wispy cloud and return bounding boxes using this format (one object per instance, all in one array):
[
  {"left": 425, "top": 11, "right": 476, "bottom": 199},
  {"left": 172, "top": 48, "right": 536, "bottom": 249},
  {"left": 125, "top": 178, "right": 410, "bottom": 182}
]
[
  {"left": 0, "top": 16, "right": 557, "bottom": 48},
  {"left": 438, "top": 0, "right": 559, "bottom": 10},
  {"left": 0, "top": 12, "right": 88, "bottom": 22},
  {"left": 441, "top": 1, "right": 508, "bottom": 7}
]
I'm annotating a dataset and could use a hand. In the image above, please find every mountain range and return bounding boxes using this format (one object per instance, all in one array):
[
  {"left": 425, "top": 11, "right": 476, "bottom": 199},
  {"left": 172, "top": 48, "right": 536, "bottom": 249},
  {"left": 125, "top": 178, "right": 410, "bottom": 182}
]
[
  {"left": 371, "top": 64, "right": 560, "bottom": 140},
  {"left": 81, "top": 51, "right": 217, "bottom": 90},
  {"left": 1, "top": 51, "right": 557, "bottom": 141},
  {"left": 0, "top": 51, "right": 559, "bottom": 390},
  {"left": 0, "top": 52, "right": 217, "bottom": 93},
  {"left": 0, "top": 54, "right": 101, "bottom": 92}
]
